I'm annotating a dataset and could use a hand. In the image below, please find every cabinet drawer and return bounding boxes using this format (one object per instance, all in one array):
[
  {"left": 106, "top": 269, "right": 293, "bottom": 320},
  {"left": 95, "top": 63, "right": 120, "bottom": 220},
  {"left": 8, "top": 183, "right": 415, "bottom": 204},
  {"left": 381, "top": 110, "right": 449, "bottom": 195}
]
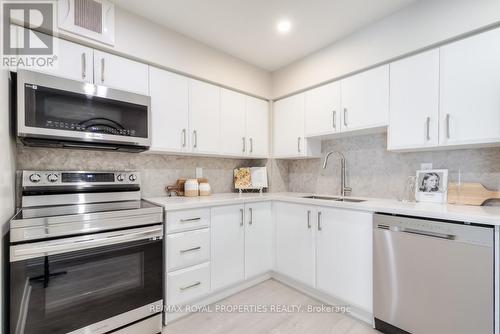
[
  {"left": 167, "top": 262, "right": 210, "bottom": 306},
  {"left": 166, "top": 208, "right": 210, "bottom": 233},
  {"left": 167, "top": 228, "right": 210, "bottom": 271}
]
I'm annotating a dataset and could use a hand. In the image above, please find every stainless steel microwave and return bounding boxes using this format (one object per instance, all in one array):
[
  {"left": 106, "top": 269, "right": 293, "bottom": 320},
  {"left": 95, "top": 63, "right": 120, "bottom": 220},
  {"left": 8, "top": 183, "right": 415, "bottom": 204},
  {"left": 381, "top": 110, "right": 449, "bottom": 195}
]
[{"left": 16, "top": 70, "right": 151, "bottom": 152}]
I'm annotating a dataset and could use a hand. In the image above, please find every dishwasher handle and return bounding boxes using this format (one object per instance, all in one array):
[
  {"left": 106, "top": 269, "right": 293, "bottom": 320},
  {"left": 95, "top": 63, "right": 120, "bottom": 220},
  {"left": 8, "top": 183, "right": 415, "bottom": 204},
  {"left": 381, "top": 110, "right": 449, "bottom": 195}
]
[{"left": 377, "top": 224, "right": 455, "bottom": 240}]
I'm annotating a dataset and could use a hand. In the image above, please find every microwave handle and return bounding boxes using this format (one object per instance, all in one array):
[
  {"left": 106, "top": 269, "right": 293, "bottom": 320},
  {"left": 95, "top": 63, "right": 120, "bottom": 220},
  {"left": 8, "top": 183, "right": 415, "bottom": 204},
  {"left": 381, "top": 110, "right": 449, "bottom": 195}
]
[{"left": 11, "top": 227, "right": 163, "bottom": 262}]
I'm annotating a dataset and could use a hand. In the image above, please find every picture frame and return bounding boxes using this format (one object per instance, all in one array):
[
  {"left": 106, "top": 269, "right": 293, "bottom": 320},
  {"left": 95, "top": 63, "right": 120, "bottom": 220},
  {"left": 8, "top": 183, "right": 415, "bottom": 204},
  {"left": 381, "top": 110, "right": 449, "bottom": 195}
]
[{"left": 415, "top": 169, "right": 448, "bottom": 203}]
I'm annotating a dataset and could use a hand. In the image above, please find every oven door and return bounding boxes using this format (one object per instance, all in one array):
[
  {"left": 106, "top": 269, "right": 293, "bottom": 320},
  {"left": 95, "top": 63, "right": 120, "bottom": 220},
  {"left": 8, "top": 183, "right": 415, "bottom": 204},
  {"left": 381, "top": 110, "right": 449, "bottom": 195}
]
[
  {"left": 10, "top": 225, "right": 163, "bottom": 334},
  {"left": 16, "top": 70, "right": 151, "bottom": 147}
]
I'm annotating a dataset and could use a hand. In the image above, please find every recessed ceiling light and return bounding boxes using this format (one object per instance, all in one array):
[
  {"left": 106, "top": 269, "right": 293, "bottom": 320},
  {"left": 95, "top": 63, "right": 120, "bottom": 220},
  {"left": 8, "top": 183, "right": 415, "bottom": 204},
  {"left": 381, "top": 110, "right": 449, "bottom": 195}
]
[{"left": 277, "top": 20, "right": 292, "bottom": 34}]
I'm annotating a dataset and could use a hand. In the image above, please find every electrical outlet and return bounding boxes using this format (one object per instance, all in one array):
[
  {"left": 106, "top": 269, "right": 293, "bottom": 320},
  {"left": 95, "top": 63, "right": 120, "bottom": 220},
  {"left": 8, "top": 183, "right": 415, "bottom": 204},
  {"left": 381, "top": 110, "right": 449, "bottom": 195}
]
[
  {"left": 196, "top": 167, "right": 203, "bottom": 178},
  {"left": 420, "top": 163, "right": 433, "bottom": 170}
]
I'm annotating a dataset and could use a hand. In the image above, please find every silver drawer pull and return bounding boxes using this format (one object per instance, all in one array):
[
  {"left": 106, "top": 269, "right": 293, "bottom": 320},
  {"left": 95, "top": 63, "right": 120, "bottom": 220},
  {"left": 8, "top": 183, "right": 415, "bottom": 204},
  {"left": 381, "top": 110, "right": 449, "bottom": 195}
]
[
  {"left": 180, "top": 281, "right": 201, "bottom": 291},
  {"left": 180, "top": 217, "right": 201, "bottom": 223},
  {"left": 180, "top": 246, "right": 201, "bottom": 253}
]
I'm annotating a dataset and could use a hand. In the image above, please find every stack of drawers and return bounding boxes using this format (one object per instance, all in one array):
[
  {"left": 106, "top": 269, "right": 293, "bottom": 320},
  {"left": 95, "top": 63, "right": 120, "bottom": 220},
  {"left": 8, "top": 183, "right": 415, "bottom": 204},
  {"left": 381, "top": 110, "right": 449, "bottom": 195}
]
[{"left": 166, "top": 208, "right": 211, "bottom": 307}]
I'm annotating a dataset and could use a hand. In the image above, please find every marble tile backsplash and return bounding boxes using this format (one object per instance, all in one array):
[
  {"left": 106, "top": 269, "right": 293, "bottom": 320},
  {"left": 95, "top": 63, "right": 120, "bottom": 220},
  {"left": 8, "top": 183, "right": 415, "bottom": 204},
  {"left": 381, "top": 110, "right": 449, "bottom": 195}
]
[
  {"left": 287, "top": 133, "right": 500, "bottom": 199},
  {"left": 16, "top": 133, "right": 500, "bottom": 202},
  {"left": 16, "top": 145, "right": 268, "bottom": 198}
]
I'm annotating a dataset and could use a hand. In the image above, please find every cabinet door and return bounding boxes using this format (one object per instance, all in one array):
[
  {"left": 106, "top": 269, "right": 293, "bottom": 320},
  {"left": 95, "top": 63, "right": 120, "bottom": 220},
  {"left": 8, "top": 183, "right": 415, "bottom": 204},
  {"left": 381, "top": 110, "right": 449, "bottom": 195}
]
[
  {"left": 211, "top": 205, "right": 245, "bottom": 291},
  {"left": 220, "top": 89, "right": 246, "bottom": 156},
  {"left": 273, "top": 94, "right": 305, "bottom": 157},
  {"left": 440, "top": 27, "right": 500, "bottom": 147},
  {"left": 316, "top": 207, "right": 373, "bottom": 312},
  {"left": 341, "top": 65, "right": 389, "bottom": 132},
  {"left": 275, "top": 202, "right": 315, "bottom": 287},
  {"left": 305, "top": 81, "right": 341, "bottom": 137},
  {"left": 149, "top": 67, "right": 189, "bottom": 152},
  {"left": 189, "top": 79, "right": 221, "bottom": 154},
  {"left": 246, "top": 97, "right": 269, "bottom": 158},
  {"left": 245, "top": 202, "right": 273, "bottom": 278},
  {"left": 93, "top": 50, "right": 149, "bottom": 95},
  {"left": 388, "top": 50, "right": 440, "bottom": 150},
  {"left": 15, "top": 28, "right": 93, "bottom": 83}
]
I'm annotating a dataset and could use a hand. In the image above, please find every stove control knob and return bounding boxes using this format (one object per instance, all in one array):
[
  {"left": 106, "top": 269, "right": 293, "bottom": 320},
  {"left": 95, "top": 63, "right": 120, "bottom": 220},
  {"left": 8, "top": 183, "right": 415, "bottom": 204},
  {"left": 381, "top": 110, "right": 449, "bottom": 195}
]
[
  {"left": 47, "top": 173, "right": 58, "bottom": 183},
  {"left": 29, "top": 173, "right": 41, "bottom": 183},
  {"left": 129, "top": 174, "right": 137, "bottom": 182},
  {"left": 116, "top": 174, "right": 125, "bottom": 182}
]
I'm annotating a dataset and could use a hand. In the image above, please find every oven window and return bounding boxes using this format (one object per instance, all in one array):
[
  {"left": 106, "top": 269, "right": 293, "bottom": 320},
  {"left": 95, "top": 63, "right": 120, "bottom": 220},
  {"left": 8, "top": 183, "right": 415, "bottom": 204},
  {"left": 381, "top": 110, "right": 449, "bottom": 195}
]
[
  {"left": 10, "top": 239, "right": 162, "bottom": 334},
  {"left": 24, "top": 84, "right": 148, "bottom": 138}
]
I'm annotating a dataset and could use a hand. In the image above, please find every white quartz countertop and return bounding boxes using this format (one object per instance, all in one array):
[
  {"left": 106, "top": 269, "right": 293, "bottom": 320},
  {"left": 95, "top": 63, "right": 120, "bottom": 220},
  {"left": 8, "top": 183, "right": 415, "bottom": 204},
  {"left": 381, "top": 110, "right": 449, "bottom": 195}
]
[{"left": 145, "top": 192, "right": 500, "bottom": 226}]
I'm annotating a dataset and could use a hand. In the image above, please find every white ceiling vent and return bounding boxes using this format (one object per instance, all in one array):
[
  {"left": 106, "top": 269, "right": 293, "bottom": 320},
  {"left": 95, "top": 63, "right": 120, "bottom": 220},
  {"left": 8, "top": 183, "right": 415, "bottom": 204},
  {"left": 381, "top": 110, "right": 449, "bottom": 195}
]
[{"left": 58, "top": 0, "right": 115, "bottom": 45}]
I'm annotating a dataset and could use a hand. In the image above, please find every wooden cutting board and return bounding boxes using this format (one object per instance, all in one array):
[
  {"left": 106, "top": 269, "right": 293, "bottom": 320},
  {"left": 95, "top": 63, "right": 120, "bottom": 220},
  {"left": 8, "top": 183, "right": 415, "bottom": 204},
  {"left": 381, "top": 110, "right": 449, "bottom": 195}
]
[{"left": 448, "top": 182, "right": 500, "bottom": 206}]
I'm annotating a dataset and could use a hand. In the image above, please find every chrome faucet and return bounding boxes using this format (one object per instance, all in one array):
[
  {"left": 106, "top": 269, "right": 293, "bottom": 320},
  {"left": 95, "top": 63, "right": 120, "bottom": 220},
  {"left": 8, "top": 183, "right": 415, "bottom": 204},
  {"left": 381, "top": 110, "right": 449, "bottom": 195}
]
[{"left": 322, "top": 151, "right": 352, "bottom": 197}]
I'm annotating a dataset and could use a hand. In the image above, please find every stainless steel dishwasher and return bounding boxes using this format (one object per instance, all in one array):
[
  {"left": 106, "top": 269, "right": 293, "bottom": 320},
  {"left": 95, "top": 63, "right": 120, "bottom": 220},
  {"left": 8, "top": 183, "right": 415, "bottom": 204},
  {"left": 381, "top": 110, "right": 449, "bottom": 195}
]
[{"left": 373, "top": 213, "right": 494, "bottom": 334}]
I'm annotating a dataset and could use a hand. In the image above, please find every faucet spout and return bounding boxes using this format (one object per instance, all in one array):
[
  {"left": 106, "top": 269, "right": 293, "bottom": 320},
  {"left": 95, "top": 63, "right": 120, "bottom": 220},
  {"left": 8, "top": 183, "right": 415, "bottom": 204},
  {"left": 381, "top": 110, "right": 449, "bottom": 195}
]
[{"left": 322, "top": 151, "right": 351, "bottom": 197}]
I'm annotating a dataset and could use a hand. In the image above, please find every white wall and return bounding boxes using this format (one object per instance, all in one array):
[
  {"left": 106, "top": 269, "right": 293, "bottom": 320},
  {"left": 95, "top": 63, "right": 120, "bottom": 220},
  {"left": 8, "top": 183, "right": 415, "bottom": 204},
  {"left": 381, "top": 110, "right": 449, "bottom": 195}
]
[
  {"left": 61, "top": 7, "right": 271, "bottom": 99},
  {"left": 0, "top": 70, "right": 16, "bottom": 334},
  {"left": 271, "top": 0, "right": 500, "bottom": 98}
]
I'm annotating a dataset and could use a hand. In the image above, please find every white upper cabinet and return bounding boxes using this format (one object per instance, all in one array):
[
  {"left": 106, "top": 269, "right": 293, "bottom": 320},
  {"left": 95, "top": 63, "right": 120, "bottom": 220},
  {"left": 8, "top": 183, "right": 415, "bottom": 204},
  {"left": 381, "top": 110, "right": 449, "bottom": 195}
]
[
  {"left": 305, "top": 81, "right": 341, "bottom": 137},
  {"left": 246, "top": 97, "right": 269, "bottom": 158},
  {"left": 273, "top": 94, "right": 320, "bottom": 158},
  {"left": 316, "top": 207, "right": 373, "bottom": 313},
  {"left": 244, "top": 202, "right": 273, "bottom": 279},
  {"left": 275, "top": 202, "right": 316, "bottom": 287},
  {"left": 341, "top": 65, "right": 389, "bottom": 132},
  {"left": 439, "top": 27, "right": 500, "bottom": 147},
  {"left": 211, "top": 205, "right": 245, "bottom": 291},
  {"left": 220, "top": 89, "right": 247, "bottom": 156},
  {"left": 93, "top": 50, "right": 149, "bottom": 95},
  {"left": 189, "top": 79, "right": 221, "bottom": 155},
  {"left": 14, "top": 27, "right": 93, "bottom": 83},
  {"left": 149, "top": 67, "right": 189, "bottom": 153},
  {"left": 388, "top": 50, "right": 440, "bottom": 150}
]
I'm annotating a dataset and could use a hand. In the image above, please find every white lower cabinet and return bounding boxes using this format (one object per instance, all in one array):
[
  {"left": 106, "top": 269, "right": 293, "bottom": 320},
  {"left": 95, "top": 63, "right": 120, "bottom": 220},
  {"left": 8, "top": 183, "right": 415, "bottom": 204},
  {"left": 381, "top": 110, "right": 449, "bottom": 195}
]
[
  {"left": 167, "top": 262, "right": 211, "bottom": 306},
  {"left": 167, "top": 228, "right": 210, "bottom": 271},
  {"left": 316, "top": 207, "right": 373, "bottom": 313},
  {"left": 166, "top": 201, "right": 373, "bottom": 320},
  {"left": 211, "top": 205, "right": 245, "bottom": 291},
  {"left": 244, "top": 202, "right": 274, "bottom": 279},
  {"left": 275, "top": 202, "right": 316, "bottom": 287},
  {"left": 275, "top": 203, "right": 373, "bottom": 314}
]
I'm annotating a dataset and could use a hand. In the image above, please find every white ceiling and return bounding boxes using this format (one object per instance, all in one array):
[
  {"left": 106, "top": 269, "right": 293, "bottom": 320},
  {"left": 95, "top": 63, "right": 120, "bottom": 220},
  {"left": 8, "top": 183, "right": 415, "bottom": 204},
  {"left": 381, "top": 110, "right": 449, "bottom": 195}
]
[{"left": 115, "top": 0, "right": 417, "bottom": 71}]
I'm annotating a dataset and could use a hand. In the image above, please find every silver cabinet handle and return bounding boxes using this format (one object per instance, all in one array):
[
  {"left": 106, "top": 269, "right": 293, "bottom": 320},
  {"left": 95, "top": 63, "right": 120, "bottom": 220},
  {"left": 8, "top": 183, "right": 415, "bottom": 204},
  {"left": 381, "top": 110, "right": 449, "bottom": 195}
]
[
  {"left": 249, "top": 138, "right": 253, "bottom": 153},
  {"left": 307, "top": 210, "right": 311, "bottom": 229},
  {"left": 297, "top": 137, "right": 301, "bottom": 153},
  {"left": 317, "top": 211, "right": 322, "bottom": 231},
  {"left": 426, "top": 117, "right": 431, "bottom": 141},
  {"left": 446, "top": 114, "right": 450, "bottom": 139},
  {"left": 180, "top": 246, "right": 201, "bottom": 253},
  {"left": 193, "top": 130, "right": 198, "bottom": 148},
  {"left": 242, "top": 137, "right": 246, "bottom": 153},
  {"left": 182, "top": 129, "right": 187, "bottom": 147},
  {"left": 81, "top": 53, "right": 86, "bottom": 79},
  {"left": 248, "top": 207, "right": 253, "bottom": 225},
  {"left": 240, "top": 208, "right": 244, "bottom": 226},
  {"left": 343, "top": 108, "right": 348, "bottom": 127},
  {"left": 332, "top": 110, "right": 336, "bottom": 129},
  {"left": 180, "top": 217, "right": 201, "bottom": 223},
  {"left": 101, "top": 58, "right": 105, "bottom": 83},
  {"left": 180, "top": 281, "right": 201, "bottom": 291}
]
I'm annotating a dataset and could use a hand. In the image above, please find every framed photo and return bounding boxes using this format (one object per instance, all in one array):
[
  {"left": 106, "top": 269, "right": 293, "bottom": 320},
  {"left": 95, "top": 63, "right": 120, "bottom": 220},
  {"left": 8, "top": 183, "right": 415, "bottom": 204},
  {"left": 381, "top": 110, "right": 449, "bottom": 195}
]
[{"left": 415, "top": 169, "right": 448, "bottom": 203}]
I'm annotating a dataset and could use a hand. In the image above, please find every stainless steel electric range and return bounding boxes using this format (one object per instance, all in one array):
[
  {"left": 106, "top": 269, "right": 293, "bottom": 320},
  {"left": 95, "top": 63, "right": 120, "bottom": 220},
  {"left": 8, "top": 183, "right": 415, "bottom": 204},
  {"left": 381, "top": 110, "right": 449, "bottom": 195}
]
[{"left": 9, "top": 170, "right": 164, "bottom": 334}]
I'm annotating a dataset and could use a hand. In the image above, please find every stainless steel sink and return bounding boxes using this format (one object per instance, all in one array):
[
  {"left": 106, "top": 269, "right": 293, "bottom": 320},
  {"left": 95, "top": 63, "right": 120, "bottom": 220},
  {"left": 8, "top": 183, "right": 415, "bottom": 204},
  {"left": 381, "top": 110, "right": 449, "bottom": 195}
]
[{"left": 302, "top": 195, "right": 366, "bottom": 203}]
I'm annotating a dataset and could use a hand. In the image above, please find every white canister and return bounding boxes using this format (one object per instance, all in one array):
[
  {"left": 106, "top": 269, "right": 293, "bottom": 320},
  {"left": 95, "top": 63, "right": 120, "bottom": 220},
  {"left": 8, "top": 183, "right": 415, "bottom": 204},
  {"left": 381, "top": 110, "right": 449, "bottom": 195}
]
[
  {"left": 199, "top": 183, "right": 211, "bottom": 196},
  {"left": 184, "top": 179, "right": 199, "bottom": 197}
]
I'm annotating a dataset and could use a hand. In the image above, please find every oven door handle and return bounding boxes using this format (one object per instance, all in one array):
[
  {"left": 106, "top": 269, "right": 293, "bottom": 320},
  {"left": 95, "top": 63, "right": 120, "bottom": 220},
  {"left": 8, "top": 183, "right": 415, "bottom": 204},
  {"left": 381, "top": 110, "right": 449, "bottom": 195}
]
[{"left": 10, "top": 226, "right": 163, "bottom": 262}]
